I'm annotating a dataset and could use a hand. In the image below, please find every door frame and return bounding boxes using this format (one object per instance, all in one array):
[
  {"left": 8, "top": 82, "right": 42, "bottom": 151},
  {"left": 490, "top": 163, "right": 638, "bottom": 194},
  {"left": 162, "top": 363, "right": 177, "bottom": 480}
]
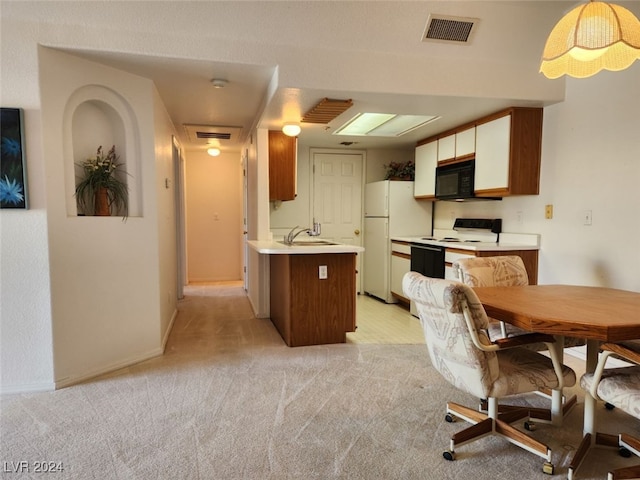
[
  {"left": 309, "top": 148, "right": 366, "bottom": 293},
  {"left": 172, "top": 135, "right": 186, "bottom": 299}
]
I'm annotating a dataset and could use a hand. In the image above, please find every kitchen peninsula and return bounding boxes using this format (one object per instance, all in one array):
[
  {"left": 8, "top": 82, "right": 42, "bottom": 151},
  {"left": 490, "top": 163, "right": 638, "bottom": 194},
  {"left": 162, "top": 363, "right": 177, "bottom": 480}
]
[{"left": 248, "top": 240, "right": 364, "bottom": 347}]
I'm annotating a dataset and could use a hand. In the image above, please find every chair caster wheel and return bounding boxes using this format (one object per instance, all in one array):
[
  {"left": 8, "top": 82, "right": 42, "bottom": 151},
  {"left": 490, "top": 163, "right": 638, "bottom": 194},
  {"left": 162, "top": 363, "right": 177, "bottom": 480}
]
[
  {"left": 524, "top": 421, "right": 536, "bottom": 431},
  {"left": 445, "top": 413, "right": 456, "bottom": 423},
  {"left": 619, "top": 447, "right": 632, "bottom": 458},
  {"left": 443, "top": 450, "right": 455, "bottom": 461},
  {"left": 605, "top": 402, "right": 616, "bottom": 410},
  {"left": 543, "top": 462, "right": 555, "bottom": 475}
]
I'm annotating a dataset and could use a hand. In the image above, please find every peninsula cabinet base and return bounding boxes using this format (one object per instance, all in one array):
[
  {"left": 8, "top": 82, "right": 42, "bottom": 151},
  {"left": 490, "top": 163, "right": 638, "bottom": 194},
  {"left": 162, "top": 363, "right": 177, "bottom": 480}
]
[{"left": 270, "top": 253, "right": 357, "bottom": 347}]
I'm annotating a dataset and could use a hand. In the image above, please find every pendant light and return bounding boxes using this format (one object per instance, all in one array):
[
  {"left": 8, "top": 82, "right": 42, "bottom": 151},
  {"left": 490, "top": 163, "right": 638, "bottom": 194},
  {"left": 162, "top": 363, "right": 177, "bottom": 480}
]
[{"left": 540, "top": 1, "right": 640, "bottom": 79}]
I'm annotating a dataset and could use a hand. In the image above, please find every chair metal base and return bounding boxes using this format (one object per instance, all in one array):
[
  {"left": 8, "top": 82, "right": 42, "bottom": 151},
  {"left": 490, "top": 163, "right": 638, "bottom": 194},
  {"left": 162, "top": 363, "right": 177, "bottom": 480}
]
[{"left": 445, "top": 400, "right": 554, "bottom": 474}]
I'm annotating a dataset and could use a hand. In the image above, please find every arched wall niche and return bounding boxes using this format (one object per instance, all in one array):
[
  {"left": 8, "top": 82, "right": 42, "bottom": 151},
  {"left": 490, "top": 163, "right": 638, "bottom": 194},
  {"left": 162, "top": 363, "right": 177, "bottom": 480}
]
[{"left": 63, "top": 85, "right": 142, "bottom": 217}]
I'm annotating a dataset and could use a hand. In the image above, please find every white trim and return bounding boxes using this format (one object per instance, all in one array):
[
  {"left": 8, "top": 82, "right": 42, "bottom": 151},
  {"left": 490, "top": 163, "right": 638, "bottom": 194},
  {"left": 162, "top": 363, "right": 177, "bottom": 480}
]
[
  {"left": 1, "top": 382, "right": 57, "bottom": 395},
  {"left": 162, "top": 308, "right": 179, "bottom": 349},
  {"left": 54, "top": 347, "right": 164, "bottom": 389}
]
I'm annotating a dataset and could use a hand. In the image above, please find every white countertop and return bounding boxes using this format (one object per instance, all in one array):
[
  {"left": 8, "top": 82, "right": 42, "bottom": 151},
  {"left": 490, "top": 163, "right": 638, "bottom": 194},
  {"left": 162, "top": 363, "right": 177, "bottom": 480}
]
[
  {"left": 248, "top": 240, "right": 364, "bottom": 255},
  {"left": 392, "top": 232, "right": 540, "bottom": 252}
]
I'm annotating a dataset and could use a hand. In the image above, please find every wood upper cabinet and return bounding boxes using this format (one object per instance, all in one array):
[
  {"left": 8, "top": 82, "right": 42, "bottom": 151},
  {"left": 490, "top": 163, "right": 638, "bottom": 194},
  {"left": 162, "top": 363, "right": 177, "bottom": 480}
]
[
  {"left": 269, "top": 130, "right": 297, "bottom": 201},
  {"left": 474, "top": 107, "right": 542, "bottom": 197},
  {"left": 414, "top": 140, "right": 437, "bottom": 198}
]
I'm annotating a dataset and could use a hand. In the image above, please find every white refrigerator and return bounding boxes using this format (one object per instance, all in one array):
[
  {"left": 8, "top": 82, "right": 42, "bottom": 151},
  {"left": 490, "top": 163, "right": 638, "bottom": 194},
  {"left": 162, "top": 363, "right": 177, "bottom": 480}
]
[{"left": 363, "top": 181, "right": 432, "bottom": 303}]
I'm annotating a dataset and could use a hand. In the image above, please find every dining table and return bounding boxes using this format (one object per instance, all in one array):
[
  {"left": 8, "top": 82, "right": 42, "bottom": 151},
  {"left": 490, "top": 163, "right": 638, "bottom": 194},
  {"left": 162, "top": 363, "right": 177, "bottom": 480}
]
[{"left": 473, "top": 284, "right": 640, "bottom": 480}]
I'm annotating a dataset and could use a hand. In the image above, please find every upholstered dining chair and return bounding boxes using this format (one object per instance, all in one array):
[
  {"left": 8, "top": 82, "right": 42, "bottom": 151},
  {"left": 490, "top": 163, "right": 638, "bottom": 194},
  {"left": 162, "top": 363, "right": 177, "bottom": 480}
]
[
  {"left": 580, "top": 342, "right": 640, "bottom": 480},
  {"left": 453, "top": 255, "right": 583, "bottom": 423},
  {"left": 403, "top": 272, "right": 576, "bottom": 474}
]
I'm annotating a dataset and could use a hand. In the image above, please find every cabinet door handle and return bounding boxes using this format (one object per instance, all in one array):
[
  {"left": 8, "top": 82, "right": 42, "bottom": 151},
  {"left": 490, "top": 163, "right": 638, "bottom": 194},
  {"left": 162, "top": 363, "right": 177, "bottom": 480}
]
[{"left": 354, "top": 229, "right": 360, "bottom": 235}]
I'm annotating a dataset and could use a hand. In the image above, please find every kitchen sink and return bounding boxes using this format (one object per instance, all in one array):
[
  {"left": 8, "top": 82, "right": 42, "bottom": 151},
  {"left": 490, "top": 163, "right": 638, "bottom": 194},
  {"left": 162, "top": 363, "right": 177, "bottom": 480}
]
[{"left": 277, "top": 240, "right": 338, "bottom": 246}]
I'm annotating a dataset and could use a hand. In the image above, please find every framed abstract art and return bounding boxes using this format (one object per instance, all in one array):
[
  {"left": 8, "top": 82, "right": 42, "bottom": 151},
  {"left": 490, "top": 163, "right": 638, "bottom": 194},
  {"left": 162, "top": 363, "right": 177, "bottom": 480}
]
[{"left": 0, "top": 107, "right": 28, "bottom": 209}]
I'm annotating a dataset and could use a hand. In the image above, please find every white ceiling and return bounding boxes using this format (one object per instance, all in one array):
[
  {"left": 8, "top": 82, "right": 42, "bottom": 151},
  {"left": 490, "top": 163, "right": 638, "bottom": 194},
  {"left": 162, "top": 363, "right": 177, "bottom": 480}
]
[{"left": 9, "top": 1, "right": 636, "bottom": 153}]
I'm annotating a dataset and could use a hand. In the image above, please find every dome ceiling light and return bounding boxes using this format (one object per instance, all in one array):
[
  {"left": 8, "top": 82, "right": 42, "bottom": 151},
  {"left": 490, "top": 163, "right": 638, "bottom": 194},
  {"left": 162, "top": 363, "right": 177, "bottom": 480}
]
[
  {"left": 210, "top": 78, "right": 229, "bottom": 88},
  {"left": 282, "top": 123, "right": 301, "bottom": 137},
  {"left": 540, "top": 1, "right": 640, "bottom": 79}
]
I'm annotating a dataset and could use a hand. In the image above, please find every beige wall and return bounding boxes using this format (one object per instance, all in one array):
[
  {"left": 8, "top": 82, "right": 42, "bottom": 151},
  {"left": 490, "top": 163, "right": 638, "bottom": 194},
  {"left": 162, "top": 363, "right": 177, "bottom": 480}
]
[
  {"left": 185, "top": 150, "right": 243, "bottom": 282},
  {"left": 38, "top": 47, "right": 177, "bottom": 388}
]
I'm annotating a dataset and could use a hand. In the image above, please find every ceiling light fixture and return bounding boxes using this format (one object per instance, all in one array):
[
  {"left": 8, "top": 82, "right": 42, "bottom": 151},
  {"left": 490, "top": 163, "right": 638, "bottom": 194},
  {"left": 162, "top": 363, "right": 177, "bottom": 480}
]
[
  {"left": 282, "top": 123, "right": 301, "bottom": 137},
  {"left": 540, "top": 1, "right": 640, "bottom": 79},
  {"left": 334, "top": 113, "right": 440, "bottom": 137},
  {"left": 207, "top": 147, "right": 221, "bottom": 157},
  {"left": 210, "top": 78, "right": 228, "bottom": 88}
]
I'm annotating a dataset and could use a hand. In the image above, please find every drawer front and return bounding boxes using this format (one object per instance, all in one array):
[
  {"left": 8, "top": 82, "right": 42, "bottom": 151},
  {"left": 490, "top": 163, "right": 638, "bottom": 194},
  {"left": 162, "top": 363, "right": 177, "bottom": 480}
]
[
  {"left": 391, "top": 241, "right": 411, "bottom": 255},
  {"left": 444, "top": 249, "right": 476, "bottom": 264}
]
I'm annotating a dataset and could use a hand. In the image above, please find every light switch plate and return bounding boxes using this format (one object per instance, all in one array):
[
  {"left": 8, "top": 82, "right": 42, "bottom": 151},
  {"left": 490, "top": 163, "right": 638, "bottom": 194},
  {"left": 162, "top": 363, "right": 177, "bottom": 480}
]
[{"left": 319, "top": 265, "right": 328, "bottom": 279}]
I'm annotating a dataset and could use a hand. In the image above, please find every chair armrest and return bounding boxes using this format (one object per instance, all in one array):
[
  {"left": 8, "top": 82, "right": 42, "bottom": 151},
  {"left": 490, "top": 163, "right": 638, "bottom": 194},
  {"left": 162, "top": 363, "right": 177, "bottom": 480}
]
[
  {"left": 493, "top": 333, "right": 556, "bottom": 350},
  {"left": 600, "top": 342, "right": 640, "bottom": 366},
  {"left": 588, "top": 342, "right": 640, "bottom": 401}
]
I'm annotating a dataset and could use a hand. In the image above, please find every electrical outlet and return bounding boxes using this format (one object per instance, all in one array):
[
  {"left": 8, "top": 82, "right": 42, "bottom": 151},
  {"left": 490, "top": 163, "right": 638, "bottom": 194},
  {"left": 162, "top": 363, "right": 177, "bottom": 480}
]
[
  {"left": 545, "top": 204, "right": 553, "bottom": 219},
  {"left": 516, "top": 211, "right": 523, "bottom": 224},
  {"left": 319, "top": 265, "right": 328, "bottom": 279},
  {"left": 584, "top": 210, "right": 592, "bottom": 226}
]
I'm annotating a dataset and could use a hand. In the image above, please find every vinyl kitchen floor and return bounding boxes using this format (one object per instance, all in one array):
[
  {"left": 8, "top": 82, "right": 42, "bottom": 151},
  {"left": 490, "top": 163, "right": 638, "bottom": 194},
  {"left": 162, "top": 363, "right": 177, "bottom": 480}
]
[{"left": 348, "top": 294, "right": 425, "bottom": 345}]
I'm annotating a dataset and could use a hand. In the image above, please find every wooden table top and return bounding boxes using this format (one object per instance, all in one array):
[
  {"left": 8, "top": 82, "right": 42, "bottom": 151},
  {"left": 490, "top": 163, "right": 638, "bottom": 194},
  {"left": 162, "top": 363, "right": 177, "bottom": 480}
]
[{"left": 473, "top": 285, "right": 640, "bottom": 342}]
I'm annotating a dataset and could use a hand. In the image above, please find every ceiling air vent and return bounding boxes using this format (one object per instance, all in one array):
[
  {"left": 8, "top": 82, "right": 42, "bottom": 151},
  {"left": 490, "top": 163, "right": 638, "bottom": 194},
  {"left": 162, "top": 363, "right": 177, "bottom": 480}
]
[
  {"left": 302, "top": 98, "right": 353, "bottom": 124},
  {"left": 183, "top": 124, "right": 243, "bottom": 144},
  {"left": 196, "top": 131, "right": 231, "bottom": 140},
  {"left": 422, "top": 14, "right": 479, "bottom": 44}
]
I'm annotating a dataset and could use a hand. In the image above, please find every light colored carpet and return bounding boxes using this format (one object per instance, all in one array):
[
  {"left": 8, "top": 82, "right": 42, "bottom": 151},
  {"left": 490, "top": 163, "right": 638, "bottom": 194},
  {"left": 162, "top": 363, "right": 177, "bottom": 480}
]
[{"left": 2, "top": 284, "right": 639, "bottom": 479}]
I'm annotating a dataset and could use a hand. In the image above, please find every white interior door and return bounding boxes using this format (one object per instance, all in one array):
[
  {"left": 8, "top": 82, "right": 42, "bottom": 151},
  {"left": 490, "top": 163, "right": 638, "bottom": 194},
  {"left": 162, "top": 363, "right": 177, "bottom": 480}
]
[{"left": 312, "top": 151, "right": 364, "bottom": 291}]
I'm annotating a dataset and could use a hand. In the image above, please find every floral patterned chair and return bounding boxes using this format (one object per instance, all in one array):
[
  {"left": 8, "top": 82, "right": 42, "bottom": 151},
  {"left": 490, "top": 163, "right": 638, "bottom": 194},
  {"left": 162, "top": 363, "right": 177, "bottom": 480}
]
[
  {"left": 580, "top": 342, "right": 640, "bottom": 480},
  {"left": 453, "top": 255, "right": 583, "bottom": 423},
  {"left": 402, "top": 272, "right": 576, "bottom": 475}
]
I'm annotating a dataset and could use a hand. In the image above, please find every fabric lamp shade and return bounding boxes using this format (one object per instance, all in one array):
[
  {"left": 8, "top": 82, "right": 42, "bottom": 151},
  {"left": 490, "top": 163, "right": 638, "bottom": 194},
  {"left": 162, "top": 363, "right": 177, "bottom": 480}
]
[{"left": 540, "top": 1, "right": 640, "bottom": 79}]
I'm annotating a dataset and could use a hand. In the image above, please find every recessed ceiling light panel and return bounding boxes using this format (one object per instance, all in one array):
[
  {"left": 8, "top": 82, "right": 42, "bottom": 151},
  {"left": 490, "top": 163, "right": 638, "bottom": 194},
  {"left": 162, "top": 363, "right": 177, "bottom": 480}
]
[{"left": 333, "top": 113, "right": 440, "bottom": 137}]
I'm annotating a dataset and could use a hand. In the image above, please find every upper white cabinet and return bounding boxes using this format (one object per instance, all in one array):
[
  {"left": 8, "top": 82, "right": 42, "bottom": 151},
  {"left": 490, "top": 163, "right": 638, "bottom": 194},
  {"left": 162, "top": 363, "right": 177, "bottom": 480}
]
[
  {"left": 437, "top": 134, "right": 455, "bottom": 162},
  {"left": 455, "top": 127, "right": 476, "bottom": 159},
  {"left": 414, "top": 107, "right": 542, "bottom": 199},
  {"left": 474, "top": 108, "right": 543, "bottom": 197},
  {"left": 414, "top": 140, "right": 437, "bottom": 198},
  {"left": 475, "top": 116, "right": 510, "bottom": 192}
]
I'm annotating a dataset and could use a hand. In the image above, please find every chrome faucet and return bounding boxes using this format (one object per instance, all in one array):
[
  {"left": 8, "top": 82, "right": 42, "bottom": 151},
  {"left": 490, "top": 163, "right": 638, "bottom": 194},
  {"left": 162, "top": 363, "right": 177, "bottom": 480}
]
[{"left": 284, "top": 221, "right": 321, "bottom": 245}]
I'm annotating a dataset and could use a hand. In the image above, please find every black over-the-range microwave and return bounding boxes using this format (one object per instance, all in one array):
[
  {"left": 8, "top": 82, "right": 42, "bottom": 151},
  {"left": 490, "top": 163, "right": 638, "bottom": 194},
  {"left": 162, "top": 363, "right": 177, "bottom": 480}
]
[
  {"left": 435, "top": 159, "right": 475, "bottom": 200},
  {"left": 435, "top": 159, "right": 502, "bottom": 201}
]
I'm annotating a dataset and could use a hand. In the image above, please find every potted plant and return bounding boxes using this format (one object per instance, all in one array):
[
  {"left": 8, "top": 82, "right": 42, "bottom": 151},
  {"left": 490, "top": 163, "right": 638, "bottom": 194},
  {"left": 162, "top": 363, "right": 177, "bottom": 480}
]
[
  {"left": 75, "top": 145, "right": 128, "bottom": 218},
  {"left": 384, "top": 160, "right": 415, "bottom": 181}
]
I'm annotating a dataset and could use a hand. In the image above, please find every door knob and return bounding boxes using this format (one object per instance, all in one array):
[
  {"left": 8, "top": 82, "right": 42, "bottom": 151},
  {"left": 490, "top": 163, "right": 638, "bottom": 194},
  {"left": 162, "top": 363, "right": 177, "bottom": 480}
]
[{"left": 354, "top": 229, "right": 360, "bottom": 235}]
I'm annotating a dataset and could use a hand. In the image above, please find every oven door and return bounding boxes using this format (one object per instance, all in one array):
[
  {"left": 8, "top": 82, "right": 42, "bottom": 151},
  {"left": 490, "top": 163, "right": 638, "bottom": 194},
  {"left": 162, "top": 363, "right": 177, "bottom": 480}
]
[{"left": 410, "top": 244, "right": 445, "bottom": 279}]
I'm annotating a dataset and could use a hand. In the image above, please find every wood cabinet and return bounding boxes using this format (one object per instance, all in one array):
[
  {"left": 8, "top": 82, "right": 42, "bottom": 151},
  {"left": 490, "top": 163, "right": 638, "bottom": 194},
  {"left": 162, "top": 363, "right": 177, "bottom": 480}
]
[
  {"left": 414, "top": 140, "right": 437, "bottom": 198},
  {"left": 474, "top": 107, "right": 542, "bottom": 197},
  {"left": 444, "top": 248, "right": 539, "bottom": 285},
  {"left": 270, "top": 253, "right": 357, "bottom": 346},
  {"left": 390, "top": 241, "right": 411, "bottom": 304},
  {"left": 268, "top": 130, "right": 297, "bottom": 201}
]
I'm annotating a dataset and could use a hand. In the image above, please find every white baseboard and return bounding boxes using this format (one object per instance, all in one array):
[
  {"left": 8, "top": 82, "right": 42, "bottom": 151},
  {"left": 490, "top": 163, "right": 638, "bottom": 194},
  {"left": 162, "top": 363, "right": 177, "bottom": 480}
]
[
  {"left": 1, "top": 381, "right": 57, "bottom": 395},
  {"left": 162, "top": 308, "right": 178, "bottom": 349},
  {"left": 565, "top": 345, "right": 632, "bottom": 368},
  {"left": 54, "top": 347, "right": 164, "bottom": 390}
]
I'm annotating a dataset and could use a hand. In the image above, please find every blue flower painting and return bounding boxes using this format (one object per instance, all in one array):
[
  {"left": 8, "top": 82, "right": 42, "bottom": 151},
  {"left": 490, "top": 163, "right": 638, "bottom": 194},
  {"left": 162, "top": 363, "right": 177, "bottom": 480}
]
[{"left": 0, "top": 108, "right": 27, "bottom": 209}]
